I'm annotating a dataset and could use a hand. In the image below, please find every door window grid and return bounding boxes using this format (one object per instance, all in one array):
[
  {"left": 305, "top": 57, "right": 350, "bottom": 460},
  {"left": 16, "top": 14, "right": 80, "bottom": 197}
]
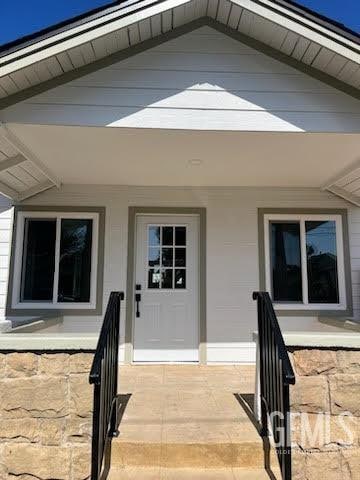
[{"left": 147, "top": 225, "right": 186, "bottom": 289}]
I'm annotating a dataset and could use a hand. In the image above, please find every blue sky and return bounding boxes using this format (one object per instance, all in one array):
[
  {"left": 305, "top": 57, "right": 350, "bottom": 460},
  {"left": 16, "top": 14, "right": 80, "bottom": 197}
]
[
  {"left": 298, "top": 0, "right": 360, "bottom": 32},
  {"left": 0, "top": 0, "right": 359, "bottom": 47}
]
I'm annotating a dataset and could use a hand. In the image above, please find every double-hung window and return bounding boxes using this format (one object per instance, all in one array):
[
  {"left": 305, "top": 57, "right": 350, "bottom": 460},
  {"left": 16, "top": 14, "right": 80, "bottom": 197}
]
[
  {"left": 12, "top": 211, "right": 99, "bottom": 310},
  {"left": 264, "top": 214, "right": 347, "bottom": 311}
]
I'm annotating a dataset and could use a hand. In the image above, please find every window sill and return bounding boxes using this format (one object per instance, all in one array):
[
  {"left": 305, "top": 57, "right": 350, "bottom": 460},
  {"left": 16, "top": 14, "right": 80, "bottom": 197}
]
[
  {"left": 7, "top": 305, "right": 102, "bottom": 316},
  {"left": 275, "top": 307, "right": 352, "bottom": 317},
  {"left": 253, "top": 331, "right": 360, "bottom": 349}
]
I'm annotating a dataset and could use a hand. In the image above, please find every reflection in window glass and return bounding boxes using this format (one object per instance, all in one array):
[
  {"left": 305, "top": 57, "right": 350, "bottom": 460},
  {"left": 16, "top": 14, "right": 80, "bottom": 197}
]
[
  {"left": 175, "top": 269, "right": 186, "bottom": 289},
  {"left": 148, "top": 248, "right": 160, "bottom": 267},
  {"left": 147, "top": 225, "right": 187, "bottom": 289},
  {"left": 175, "top": 227, "right": 186, "bottom": 246},
  {"left": 162, "top": 269, "right": 173, "bottom": 288},
  {"left": 162, "top": 248, "right": 173, "bottom": 267},
  {"left": 270, "top": 222, "right": 302, "bottom": 302},
  {"left": 58, "top": 219, "right": 93, "bottom": 302},
  {"left": 175, "top": 248, "right": 186, "bottom": 267},
  {"left": 21, "top": 219, "right": 56, "bottom": 301},
  {"left": 162, "top": 227, "right": 173, "bottom": 245},
  {"left": 148, "top": 268, "right": 160, "bottom": 288},
  {"left": 306, "top": 221, "right": 339, "bottom": 304},
  {"left": 149, "top": 226, "right": 160, "bottom": 246}
]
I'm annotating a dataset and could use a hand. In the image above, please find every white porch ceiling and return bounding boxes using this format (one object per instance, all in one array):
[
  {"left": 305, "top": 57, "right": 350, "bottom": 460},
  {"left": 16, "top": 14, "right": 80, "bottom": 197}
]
[
  {"left": 0, "top": 124, "right": 59, "bottom": 201},
  {"left": 0, "top": 0, "right": 359, "bottom": 103},
  {"left": 7, "top": 124, "right": 360, "bottom": 190},
  {"left": 323, "top": 160, "right": 360, "bottom": 207}
]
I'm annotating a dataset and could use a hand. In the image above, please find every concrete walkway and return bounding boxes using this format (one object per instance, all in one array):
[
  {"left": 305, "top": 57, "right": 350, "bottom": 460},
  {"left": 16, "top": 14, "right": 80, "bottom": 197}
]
[{"left": 109, "top": 365, "right": 277, "bottom": 479}]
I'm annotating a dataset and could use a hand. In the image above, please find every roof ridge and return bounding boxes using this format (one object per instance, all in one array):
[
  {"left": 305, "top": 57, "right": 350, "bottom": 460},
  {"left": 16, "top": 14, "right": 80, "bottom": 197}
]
[{"left": 0, "top": 0, "right": 359, "bottom": 58}]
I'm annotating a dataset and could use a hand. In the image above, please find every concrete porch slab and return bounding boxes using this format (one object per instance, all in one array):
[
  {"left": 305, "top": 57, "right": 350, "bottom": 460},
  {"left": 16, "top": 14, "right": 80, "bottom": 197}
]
[{"left": 111, "top": 365, "right": 277, "bottom": 474}]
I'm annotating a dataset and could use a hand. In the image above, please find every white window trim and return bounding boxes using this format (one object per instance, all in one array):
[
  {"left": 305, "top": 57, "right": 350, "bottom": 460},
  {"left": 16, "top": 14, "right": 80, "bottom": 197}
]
[
  {"left": 12, "top": 211, "right": 99, "bottom": 310},
  {"left": 264, "top": 213, "right": 347, "bottom": 311}
]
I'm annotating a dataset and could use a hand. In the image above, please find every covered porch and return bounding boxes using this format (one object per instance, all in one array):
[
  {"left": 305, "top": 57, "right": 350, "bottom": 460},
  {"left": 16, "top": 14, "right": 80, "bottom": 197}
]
[
  {"left": 0, "top": 123, "right": 359, "bottom": 361},
  {"left": 1, "top": 124, "right": 360, "bottom": 194}
]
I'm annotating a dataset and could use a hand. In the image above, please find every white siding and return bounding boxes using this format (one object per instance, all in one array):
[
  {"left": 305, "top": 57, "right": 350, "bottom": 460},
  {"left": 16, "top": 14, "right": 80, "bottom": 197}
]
[
  {"left": 2, "top": 26, "right": 360, "bottom": 133},
  {"left": 349, "top": 208, "right": 360, "bottom": 320},
  {"left": 0, "top": 197, "right": 13, "bottom": 318},
  {"left": 18, "top": 184, "right": 359, "bottom": 363}
]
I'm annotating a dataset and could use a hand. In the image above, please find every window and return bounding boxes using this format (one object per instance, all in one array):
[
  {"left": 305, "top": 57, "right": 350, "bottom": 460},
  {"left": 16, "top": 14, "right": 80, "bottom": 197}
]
[
  {"left": 13, "top": 211, "right": 99, "bottom": 309},
  {"left": 264, "top": 214, "right": 346, "bottom": 310},
  {"left": 147, "top": 225, "right": 187, "bottom": 289}
]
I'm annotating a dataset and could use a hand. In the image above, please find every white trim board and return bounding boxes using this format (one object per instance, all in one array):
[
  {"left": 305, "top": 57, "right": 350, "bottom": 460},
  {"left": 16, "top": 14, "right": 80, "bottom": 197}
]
[
  {"left": 118, "top": 342, "right": 257, "bottom": 364},
  {"left": 118, "top": 343, "right": 257, "bottom": 363},
  {"left": 207, "top": 342, "right": 256, "bottom": 363}
]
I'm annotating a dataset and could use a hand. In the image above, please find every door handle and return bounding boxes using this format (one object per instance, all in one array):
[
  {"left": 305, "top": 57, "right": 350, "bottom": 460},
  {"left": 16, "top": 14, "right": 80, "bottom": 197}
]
[{"left": 135, "top": 284, "right": 141, "bottom": 318}]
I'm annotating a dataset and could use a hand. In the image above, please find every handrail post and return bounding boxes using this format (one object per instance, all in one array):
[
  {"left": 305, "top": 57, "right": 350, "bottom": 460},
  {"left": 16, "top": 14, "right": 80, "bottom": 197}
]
[
  {"left": 283, "top": 383, "right": 292, "bottom": 479},
  {"left": 89, "top": 291, "right": 124, "bottom": 480},
  {"left": 254, "top": 292, "right": 268, "bottom": 437},
  {"left": 91, "top": 382, "right": 101, "bottom": 480},
  {"left": 253, "top": 291, "right": 295, "bottom": 480},
  {"left": 110, "top": 294, "right": 121, "bottom": 437}
]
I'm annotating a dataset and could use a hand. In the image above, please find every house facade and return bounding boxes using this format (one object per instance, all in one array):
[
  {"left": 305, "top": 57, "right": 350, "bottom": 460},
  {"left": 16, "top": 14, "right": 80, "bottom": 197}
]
[
  {"left": 0, "top": 1, "right": 359, "bottom": 479},
  {"left": 0, "top": 0, "right": 359, "bottom": 365}
]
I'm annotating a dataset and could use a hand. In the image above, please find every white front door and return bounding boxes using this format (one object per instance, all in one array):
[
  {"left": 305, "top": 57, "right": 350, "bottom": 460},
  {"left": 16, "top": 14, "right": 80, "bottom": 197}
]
[{"left": 133, "top": 215, "right": 199, "bottom": 362}]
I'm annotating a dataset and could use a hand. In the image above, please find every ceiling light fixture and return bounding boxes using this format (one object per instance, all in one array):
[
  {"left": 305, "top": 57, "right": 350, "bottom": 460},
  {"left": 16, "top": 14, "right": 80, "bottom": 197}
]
[{"left": 188, "top": 159, "right": 203, "bottom": 166}]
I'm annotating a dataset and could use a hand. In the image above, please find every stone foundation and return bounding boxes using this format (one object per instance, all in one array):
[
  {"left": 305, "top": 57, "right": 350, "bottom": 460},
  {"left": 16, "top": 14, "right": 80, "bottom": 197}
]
[
  {"left": 0, "top": 351, "right": 94, "bottom": 480},
  {"left": 289, "top": 348, "right": 360, "bottom": 480}
]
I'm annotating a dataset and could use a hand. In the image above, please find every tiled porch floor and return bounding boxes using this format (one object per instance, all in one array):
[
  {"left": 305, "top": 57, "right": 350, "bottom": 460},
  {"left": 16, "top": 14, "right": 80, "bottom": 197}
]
[{"left": 109, "top": 365, "right": 274, "bottom": 479}]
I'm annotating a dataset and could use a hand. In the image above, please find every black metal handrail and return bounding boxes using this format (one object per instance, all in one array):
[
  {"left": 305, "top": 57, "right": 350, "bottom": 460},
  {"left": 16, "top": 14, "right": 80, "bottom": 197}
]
[
  {"left": 89, "top": 291, "right": 124, "bottom": 480},
  {"left": 253, "top": 291, "right": 295, "bottom": 480}
]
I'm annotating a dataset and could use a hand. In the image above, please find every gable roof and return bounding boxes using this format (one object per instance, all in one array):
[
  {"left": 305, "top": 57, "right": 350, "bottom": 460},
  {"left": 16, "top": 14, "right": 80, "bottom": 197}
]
[
  {"left": 0, "top": 0, "right": 358, "bottom": 57},
  {"left": 0, "top": 0, "right": 359, "bottom": 108}
]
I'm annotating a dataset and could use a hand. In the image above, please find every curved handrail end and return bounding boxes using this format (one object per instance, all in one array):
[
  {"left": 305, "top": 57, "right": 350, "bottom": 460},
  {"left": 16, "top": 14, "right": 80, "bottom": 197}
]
[
  {"left": 285, "top": 372, "right": 296, "bottom": 385},
  {"left": 89, "top": 372, "right": 101, "bottom": 385}
]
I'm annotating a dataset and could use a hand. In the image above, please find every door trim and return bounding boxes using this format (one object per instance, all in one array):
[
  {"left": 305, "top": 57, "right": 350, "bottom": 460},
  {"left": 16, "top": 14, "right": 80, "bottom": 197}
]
[{"left": 125, "top": 207, "right": 206, "bottom": 364}]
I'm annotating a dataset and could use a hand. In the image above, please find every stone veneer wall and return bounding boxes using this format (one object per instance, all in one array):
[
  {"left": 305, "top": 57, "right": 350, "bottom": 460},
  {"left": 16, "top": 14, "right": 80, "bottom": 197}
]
[
  {"left": 0, "top": 351, "right": 94, "bottom": 480},
  {"left": 289, "top": 348, "right": 360, "bottom": 480}
]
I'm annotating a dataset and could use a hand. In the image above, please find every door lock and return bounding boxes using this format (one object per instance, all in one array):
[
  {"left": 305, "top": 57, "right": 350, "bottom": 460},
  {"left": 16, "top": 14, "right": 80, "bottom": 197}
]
[{"left": 135, "top": 284, "right": 141, "bottom": 318}]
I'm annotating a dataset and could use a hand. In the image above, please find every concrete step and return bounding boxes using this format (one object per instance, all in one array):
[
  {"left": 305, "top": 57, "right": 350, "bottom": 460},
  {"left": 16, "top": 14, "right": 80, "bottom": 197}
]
[
  {"left": 108, "top": 466, "right": 272, "bottom": 479},
  {"left": 111, "top": 439, "right": 265, "bottom": 468}
]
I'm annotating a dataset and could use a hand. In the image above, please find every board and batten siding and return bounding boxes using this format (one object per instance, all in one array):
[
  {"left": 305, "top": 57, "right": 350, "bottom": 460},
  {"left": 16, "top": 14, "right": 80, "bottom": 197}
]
[
  {"left": 1, "top": 26, "right": 360, "bottom": 133},
  {"left": 12, "top": 185, "right": 360, "bottom": 363}
]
